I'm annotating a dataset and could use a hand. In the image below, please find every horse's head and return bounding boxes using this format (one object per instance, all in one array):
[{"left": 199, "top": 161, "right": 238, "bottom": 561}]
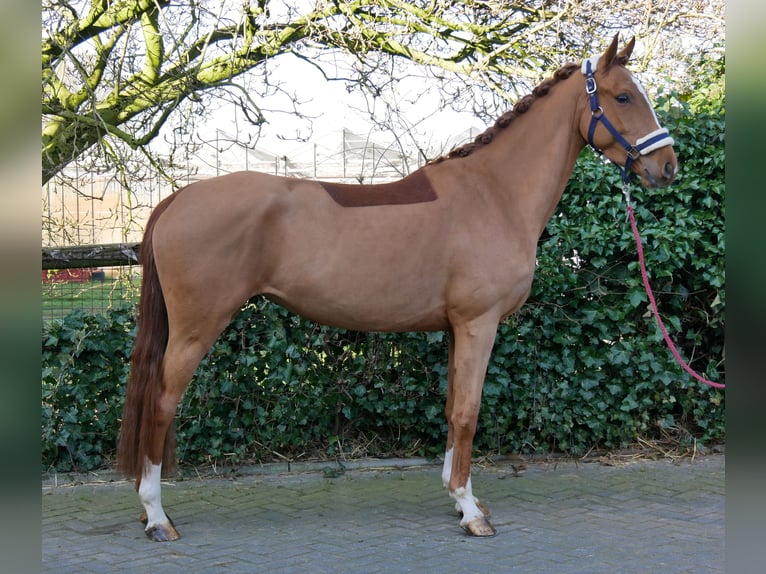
[{"left": 579, "top": 35, "right": 678, "bottom": 188}]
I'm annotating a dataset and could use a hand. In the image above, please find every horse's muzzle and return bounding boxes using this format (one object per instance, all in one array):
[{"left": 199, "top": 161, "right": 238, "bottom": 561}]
[{"left": 641, "top": 150, "right": 678, "bottom": 188}]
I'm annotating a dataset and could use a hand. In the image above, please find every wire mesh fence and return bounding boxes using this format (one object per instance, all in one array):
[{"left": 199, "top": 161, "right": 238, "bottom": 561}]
[{"left": 42, "top": 265, "right": 141, "bottom": 324}]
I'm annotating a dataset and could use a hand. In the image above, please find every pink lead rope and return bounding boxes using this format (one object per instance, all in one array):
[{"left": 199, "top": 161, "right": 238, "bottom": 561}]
[{"left": 623, "top": 188, "right": 725, "bottom": 389}]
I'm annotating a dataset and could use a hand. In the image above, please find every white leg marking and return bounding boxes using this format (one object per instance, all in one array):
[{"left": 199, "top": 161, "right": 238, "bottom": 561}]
[
  {"left": 443, "top": 448, "right": 485, "bottom": 523},
  {"left": 452, "top": 476, "right": 485, "bottom": 527},
  {"left": 138, "top": 461, "right": 167, "bottom": 528},
  {"left": 441, "top": 447, "right": 453, "bottom": 489}
]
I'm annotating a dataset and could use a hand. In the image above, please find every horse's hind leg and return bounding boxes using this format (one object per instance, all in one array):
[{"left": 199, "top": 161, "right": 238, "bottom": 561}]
[
  {"left": 139, "top": 316, "right": 232, "bottom": 541},
  {"left": 138, "top": 461, "right": 176, "bottom": 541}
]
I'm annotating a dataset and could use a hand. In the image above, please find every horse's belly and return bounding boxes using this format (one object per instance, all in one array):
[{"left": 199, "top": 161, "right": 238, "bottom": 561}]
[{"left": 262, "top": 283, "right": 450, "bottom": 333}]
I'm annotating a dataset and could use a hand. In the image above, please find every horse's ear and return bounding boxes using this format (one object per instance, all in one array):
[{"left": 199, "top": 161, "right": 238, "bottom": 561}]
[
  {"left": 615, "top": 37, "right": 635, "bottom": 66},
  {"left": 601, "top": 34, "right": 620, "bottom": 69},
  {"left": 600, "top": 34, "right": 634, "bottom": 70}
]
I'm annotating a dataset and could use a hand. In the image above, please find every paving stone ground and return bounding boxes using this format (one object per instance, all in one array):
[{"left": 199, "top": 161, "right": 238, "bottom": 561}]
[{"left": 42, "top": 454, "right": 724, "bottom": 573}]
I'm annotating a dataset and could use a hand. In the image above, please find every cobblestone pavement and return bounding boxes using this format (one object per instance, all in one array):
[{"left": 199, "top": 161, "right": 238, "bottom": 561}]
[{"left": 42, "top": 454, "right": 724, "bottom": 573}]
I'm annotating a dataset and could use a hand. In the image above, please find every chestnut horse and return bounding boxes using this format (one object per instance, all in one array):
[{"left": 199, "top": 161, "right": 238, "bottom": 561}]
[{"left": 117, "top": 36, "right": 677, "bottom": 541}]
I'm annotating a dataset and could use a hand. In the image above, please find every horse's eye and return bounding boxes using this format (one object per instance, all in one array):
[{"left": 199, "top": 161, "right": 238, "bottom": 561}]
[{"left": 616, "top": 93, "right": 631, "bottom": 104}]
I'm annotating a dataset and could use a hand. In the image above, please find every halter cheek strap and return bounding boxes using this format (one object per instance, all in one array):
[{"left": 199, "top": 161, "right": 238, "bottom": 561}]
[{"left": 581, "top": 58, "right": 674, "bottom": 182}]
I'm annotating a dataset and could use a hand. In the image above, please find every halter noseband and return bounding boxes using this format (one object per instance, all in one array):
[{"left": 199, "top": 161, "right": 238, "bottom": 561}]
[{"left": 582, "top": 57, "right": 674, "bottom": 183}]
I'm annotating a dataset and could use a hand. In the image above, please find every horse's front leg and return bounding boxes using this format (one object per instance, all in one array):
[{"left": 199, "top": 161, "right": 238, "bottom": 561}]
[{"left": 443, "top": 318, "right": 498, "bottom": 537}]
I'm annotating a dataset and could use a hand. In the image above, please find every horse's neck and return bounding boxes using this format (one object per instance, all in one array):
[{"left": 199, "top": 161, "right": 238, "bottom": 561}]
[{"left": 470, "top": 76, "right": 586, "bottom": 235}]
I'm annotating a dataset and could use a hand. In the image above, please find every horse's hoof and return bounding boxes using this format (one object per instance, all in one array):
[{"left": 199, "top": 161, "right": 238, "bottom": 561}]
[
  {"left": 145, "top": 522, "right": 180, "bottom": 542},
  {"left": 462, "top": 515, "right": 497, "bottom": 537},
  {"left": 139, "top": 511, "right": 179, "bottom": 541}
]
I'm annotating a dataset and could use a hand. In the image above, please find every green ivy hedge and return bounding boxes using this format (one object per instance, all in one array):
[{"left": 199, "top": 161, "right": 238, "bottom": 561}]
[{"left": 42, "top": 91, "right": 724, "bottom": 473}]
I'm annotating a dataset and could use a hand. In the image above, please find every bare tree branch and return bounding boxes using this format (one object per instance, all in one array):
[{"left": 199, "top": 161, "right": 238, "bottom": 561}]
[{"left": 42, "top": 0, "right": 724, "bottom": 184}]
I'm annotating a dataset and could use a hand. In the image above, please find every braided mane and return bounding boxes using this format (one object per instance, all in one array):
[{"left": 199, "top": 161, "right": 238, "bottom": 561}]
[{"left": 430, "top": 62, "right": 581, "bottom": 164}]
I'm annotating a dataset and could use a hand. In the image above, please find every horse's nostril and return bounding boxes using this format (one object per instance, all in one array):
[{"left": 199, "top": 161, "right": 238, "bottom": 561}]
[{"left": 664, "top": 162, "right": 675, "bottom": 179}]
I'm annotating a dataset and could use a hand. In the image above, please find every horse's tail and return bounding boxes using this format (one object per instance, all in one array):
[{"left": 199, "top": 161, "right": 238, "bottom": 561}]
[{"left": 116, "top": 191, "right": 182, "bottom": 481}]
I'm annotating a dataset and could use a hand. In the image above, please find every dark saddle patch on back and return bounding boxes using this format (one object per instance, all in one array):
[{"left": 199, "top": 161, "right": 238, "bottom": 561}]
[{"left": 318, "top": 169, "right": 437, "bottom": 207}]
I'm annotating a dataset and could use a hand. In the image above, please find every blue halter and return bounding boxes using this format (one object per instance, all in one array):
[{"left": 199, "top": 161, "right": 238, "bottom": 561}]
[{"left": 582, "top": 58, "right": 674, "bottom": 183}]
